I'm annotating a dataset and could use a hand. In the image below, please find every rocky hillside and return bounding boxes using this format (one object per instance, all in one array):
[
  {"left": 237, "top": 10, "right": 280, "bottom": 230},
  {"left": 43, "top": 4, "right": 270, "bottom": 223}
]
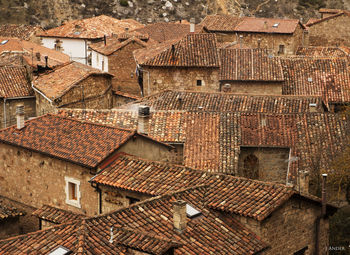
[{"left": 0, "top": 0, "right": 348, "bottom": 28}]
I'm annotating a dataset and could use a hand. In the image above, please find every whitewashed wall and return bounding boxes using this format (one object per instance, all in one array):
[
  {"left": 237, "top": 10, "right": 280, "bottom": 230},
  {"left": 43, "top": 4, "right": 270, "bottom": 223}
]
[{"left": 91, "top": 50, "right": 108, "bottom": 72}]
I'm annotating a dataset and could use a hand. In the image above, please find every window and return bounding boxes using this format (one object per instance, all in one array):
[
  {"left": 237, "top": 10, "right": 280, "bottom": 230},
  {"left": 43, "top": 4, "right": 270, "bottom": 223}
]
[
  {"left": 293, "top": 246, "right": 308, "bottom": 255},
  {"left": 196, "top": 80, "right": 202, "bottom": 86},
  {"left": 65, "top": 177, "right": 81, "bottom": 208},
  {"left": 126, "top": 196, "right": 140, "bottom": 205},
  {"left": 54, "top": 39, "right": 63, "bottom": 51},
  {"left": 278, "top": 44, "right": 285, "bottom": 55}
]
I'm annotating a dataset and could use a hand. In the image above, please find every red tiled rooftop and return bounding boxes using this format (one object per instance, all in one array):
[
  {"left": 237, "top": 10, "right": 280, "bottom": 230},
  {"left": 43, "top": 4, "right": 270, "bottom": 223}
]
[
  {"left": 0, "top": 66, "right": 33, "bottom": 98},
  {"left": 32, "top": 205, "right": 84, "bottom": 224},
  {"left": 0, "top": 114, "right": 135, "bottom": 168},
  {"left": 0, "top": 200, "right": 24, "bottom": 221},
  {"left": 0, "top": 24, "right": 42, "bottom": 40},
  {"left": 296, "top": 46, "right": 349, "bottom": 57}
]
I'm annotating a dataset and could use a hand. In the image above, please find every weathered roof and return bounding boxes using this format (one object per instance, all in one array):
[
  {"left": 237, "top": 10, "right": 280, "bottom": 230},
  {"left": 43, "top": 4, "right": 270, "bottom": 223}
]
[
  {"left": 38, "top": 15, "right": 144, "bottom": 39},
  {"left": 98, "top": 186, "right": 269, "bottom": 254},
  {"left": 121, "top": 90, "right": 325, "bottom": 113},
  {"left": 0, "top": 200, "right": 24, "bottom": 221},
  {"left": 201, "top": 15, "right": 301, "bottom": 34},
  {"left": 319, "top": 8, "right": 343, "bottom": 14},
  {"left": 281, "top": 57, "right": 350, "bottom": 105},
  {"left": 133, "top": 22, "right": 203, "bottom": 43},
  {"left": 306, "top": 11, "right": 350, "bottom": 27},
  {"left": 89, "top": 36, "right": 149, "bottom": 56},
  {"left": 220, "top": 48, "right": 284, "bottom": 81},
  {"left": 32, "top": 205, "right": 84, "bottom": 224},
  {"left": 33, "top": 61, "right": 112, "bottom": 100},
  {"left": 0, "top": 66, "right": 33, "bottom": 98},
  {"left": 0, "top": 114, "right": 135, "bottom": 168},
  {"left": 0, "top": 37, "right": 70, "bottom": 68},
  {"left": 0, "top": 24, "right": 42, "bottom": 40},
  {"left": 134, "top": 33, "right": 220, "bottom": 67},
  {"left": 296, "top": 46, "right": 349, "bottom": 57}
]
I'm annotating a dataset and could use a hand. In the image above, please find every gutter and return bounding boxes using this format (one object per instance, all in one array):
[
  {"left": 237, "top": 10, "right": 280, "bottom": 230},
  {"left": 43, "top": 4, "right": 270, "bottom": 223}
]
[{"left": 31, "top": 82, "right": 53, "bottom": 105}]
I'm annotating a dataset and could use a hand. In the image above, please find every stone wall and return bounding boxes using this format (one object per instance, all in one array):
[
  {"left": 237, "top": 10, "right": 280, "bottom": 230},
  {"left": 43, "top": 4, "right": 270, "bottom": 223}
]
[
  {"left": 113, "top": 94, "right": 138, "bottom": 108},
  {"left": 0, "top": 97, "right": 36, "bottom": 129},
  {"left": 142, "top": 67, "right": 220, "bottom": 96},
  {"left": 238, "top": 147, "right": 290, "bottom": 183},
  {"left": 108, "top": 41, "right": 144, "bottom": 96},
  {"left": 227, "top": 197, "right": 329, "bottom": 255},
  {"left": 308, "top": 14, "right": 350, "bottom": 47},
  {"left": 220, "top": 81, "right": 283, "bottom": 95}
]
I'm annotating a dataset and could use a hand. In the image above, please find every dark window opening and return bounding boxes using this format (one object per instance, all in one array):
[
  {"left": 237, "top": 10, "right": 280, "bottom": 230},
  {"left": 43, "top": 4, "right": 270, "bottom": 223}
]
[
  {"left": 196, "top": 80, "right": 202, "bottom": 86},
  {"left": 278, "top": 44, "right": 285, "bottom": 55},
  {"left": 126, "top": 196, "right": 140, "bottom": 205},
  {"left": 243, "top": 154, "right": 259, "bottom": 179},
  {"left": 293, "top": 246, "right": 308, "bottom": 255}
]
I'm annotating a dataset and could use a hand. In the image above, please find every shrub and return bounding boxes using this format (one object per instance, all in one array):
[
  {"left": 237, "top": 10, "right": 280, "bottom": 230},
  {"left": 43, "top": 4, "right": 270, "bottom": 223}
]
[{"left": 120, "top": 0, "right": 128, "bottom": 7}]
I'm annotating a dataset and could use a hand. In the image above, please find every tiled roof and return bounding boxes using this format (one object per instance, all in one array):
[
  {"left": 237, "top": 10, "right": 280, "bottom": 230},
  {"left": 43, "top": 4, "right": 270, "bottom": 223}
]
[
  {"left": 0, "top": 220, "right": 127, "bottom": 254},
  {"left": 0, "top": 114, "right": 135, "bottom": 168},
  {"left": 33, "top": 61, "right": 112, "bottom": 100},
  {"left": 134, "top": 33, "right": 220, "bottom": 67},
  {"left": 38, "top": 15, "right": 144, "bottom": 39},
  {"left": 92, "top": 153, "right": 295, "bottom": 221},
  {"left": 121, "top": 90, "right": 324, "bottom": 113},
  {"left": 280, "top": 57, "right": 350, "bottom": 105},
  {"left": 0, "top": 66, "right": 33, "bottom": 98},
  {"left": 319, "top": 8, "right": 343, "bottom": 14},
  {"left": 0, "top": 37, "right": 70, "bottom": 68},
  {"left": 133, "top": 22, "right": 203, "bottom": 43},
  {"left": 306, "top": 11, "right": 350, "bottom": 27},
  {"left": 201, "top": 15, "right": 301, "bottom": 34},
  {"left": 0, "top": 200, "right": 24, "bottom": 221},
  {"left": 220, "top": 48, "right": 284, "bottom": 81},
  {"left": 89, "top": 36, "right": 149, "bottom": 56},
  {"left": 296, "top": 46, "right": 348, "bottom": 57},
  {"left": 0, "top": 24, "right": 42, "bottom": 40},
  {"left": 32, "top": 205, "right": 84, "bottom": 224},
  {"left": 98, "top": 186, "right": 268, "bottom": 254}
]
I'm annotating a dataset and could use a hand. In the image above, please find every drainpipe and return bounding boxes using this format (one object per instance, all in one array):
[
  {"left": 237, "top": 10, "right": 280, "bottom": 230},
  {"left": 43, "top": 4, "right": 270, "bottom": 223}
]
[{"left": 31, "top": 82, "right": 53, "bottom": 105}]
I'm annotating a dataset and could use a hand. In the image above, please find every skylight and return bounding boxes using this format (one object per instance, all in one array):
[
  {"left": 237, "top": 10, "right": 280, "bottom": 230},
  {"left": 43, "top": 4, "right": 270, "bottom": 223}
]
[
  {"left": 49, "top": 246, "right": 72, "bottom": 255},
  {"left": 0, "top": 40, "right": 8, "bottom": 45},
  {"left": 272, "top": 23, "right": 279, "bottom": 28},
  {"left": 186, "top": 204, "right": 201, "bottom": 218}
]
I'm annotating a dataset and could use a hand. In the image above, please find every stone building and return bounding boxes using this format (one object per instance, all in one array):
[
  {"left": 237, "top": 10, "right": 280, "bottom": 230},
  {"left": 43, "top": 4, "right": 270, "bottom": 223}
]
[
  {"left": 38, "top": 15, "right": 144, "bottom": 65},
  {"left": 33, "top": 61, "right": 114, "bottom": 115},
  {"left": 0, "top": 113, "right": 174, "bottom": 231},
  {"left": 0, "top": 200, "right": 24, "bottom": 239},
  {"left": 306, "top": 11, "right": 350, "bottom": 47},
  {"left": 201, "top": 15, "right": 306, "bottom": 55},
  {"left": 134, "top": 33, "right": 221, "bottom": 96},
  {"left": 0, "top": 66, "right": 36, "bottom": 128},
  {"left": 219, "top": 48, "right": 284, "bottom": 94},
  {"left": 90, "top": 32, "right": 151, "bottom": 97}
]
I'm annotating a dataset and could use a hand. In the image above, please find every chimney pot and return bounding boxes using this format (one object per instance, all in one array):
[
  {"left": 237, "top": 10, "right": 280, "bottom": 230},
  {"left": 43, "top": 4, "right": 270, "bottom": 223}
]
[
  {"left": 173, "top": 200, "right": 187, "bottom": 232},
  {"left": 137, "top": 106, "right": 150, "bottom": 134},
  {"left": 190, "top": 18, "right": 195, "bottom": 33},
  {"left": 16, "top": 105, "right": 25, "bottom": 129}
]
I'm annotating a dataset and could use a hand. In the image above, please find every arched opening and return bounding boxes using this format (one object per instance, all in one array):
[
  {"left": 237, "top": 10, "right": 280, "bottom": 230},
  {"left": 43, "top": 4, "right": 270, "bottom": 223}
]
[{"left": 243, "top": 154, "right": 259, "bottom": 179}]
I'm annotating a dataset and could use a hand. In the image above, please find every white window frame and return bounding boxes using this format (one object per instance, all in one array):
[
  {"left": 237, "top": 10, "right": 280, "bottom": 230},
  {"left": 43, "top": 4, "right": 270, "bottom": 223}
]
[{"left": 64, "top": 176, "right": 81, "bottom": 208}]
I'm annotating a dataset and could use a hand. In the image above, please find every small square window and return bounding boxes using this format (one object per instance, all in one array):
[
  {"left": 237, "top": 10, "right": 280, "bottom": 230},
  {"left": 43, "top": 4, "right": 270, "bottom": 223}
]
[
  {"left": 196, "top": 80, "right": 202, "bottom": 86},
  {"left": 126, "top": 196, "right": 140, "bottom": 205},
  {"left": 65, "top": 177, "right": 81, "bottom": 208}
]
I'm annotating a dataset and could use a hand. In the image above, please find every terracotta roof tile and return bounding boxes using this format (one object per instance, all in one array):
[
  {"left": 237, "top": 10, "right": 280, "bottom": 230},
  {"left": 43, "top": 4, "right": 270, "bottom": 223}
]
[
  {"left": 201, "top": 15, "right": 300, "bottom": 34},
  {"left": 134, "top": 33, "right": 220, "bottom": 67},
  {"left": 33, "top": 61, "right": 112, "bottom": 100},
  {"left": 0, "top": 114, "right": 135, "bottom": 168},
  {"left": 0, "top": 24, "right": 42, "bottom": 40},
  {"left": 38, "top": 15, "right": 144, "bottom": 39},
  {"left": 306, "top": 11, "right": 350, "bottom": 27},
  {"left": 281, "top": 57, "right": 350, "bottom": 105},
  {"left": 123, "top": 90, "right": 324, "bottom": 113},
  {"left": 32, "top": 205, "right": 84, "bottom": 224},
  {"left": 296, "top": 46, "right": 349, "bottom": 57},
  {"left": 0, "top": 66, "right": 33, "bottom": 98},
  {"left": 0, "top": 200, "right": 24, "bottom": 221},
  {"left": 220, "top": 48, "right": 284, "bottom": 81}
]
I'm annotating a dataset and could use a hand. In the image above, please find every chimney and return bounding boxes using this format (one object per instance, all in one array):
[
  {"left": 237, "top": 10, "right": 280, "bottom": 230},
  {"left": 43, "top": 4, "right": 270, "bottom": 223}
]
[
  {"left": 190, "top": 18, "right": 195, "bottom": 33},
  {"left": 35, "top": 52, "right": 41, "bottom": 61},
  {"left": 104, "top": 35, "right": 107, "bottom": 46},
  {"left": 16, "top": 105, "right": 25, "bottom": 129},
  {"left": 45, "top": 56, "right": 48, "bottom": 68},
  {"left": 173, "top": 200, "right": 187, "bottom": 232},
  {"left": 322, "top": 174, "right": 327, "bottom": 217},
  {"left": 137, "top": 106, "right": 150, "bottom": 134},
  {"left": 239, "top": 35, "right": 243, "bottom": 49}
]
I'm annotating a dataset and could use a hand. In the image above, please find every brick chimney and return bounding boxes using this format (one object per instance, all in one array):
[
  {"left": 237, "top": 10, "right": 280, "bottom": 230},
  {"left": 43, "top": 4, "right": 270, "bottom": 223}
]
[
  {"left": 190, "top": 18, "right": 195, "bottom": 33},
  {"left": 137, "top": 106, "right": 150, "bottom": 134},
  {"left": 16, "top": 105, "right": 25, "bottom": 129},
  {"left": 173, "top": 200, "right": 187, "bottom": 232}
]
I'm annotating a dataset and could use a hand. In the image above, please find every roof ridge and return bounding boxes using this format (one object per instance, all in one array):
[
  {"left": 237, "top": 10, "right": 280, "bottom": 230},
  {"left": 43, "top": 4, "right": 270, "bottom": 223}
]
[{"left": 306, "top": 11, "right": 346, "bottom": 27}]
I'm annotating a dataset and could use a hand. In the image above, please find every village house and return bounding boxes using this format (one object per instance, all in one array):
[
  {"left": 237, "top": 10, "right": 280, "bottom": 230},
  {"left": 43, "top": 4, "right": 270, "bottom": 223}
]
[
  {"left": 33, "top": 61, "right": 114, "bottom": 115},
  {"left": 38, "top": 15, "right": 144, "bottom": 65},
  {"left": 89, "top": 32, "right": 152, "bottom": 98},
  {"left": 0, "top": 113, "right": 174, "bottom": 234},
  {"left": 0, "top": 66, "right": 36, "bottom": 128},
  {"left": 200, "top": 15, "right": 307, "bottom": 55},
  {"left": 0, "top": 24, "right": 43, "bottom": 43},
  {"left": 134, "top": 33, "right": 221, "bottom": 96},
  {"left": 0, "top": 37, "right": 70, "bottom": 73},
  {"left": 306, "top": 10, "right": 350, "bottom": 47}
]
